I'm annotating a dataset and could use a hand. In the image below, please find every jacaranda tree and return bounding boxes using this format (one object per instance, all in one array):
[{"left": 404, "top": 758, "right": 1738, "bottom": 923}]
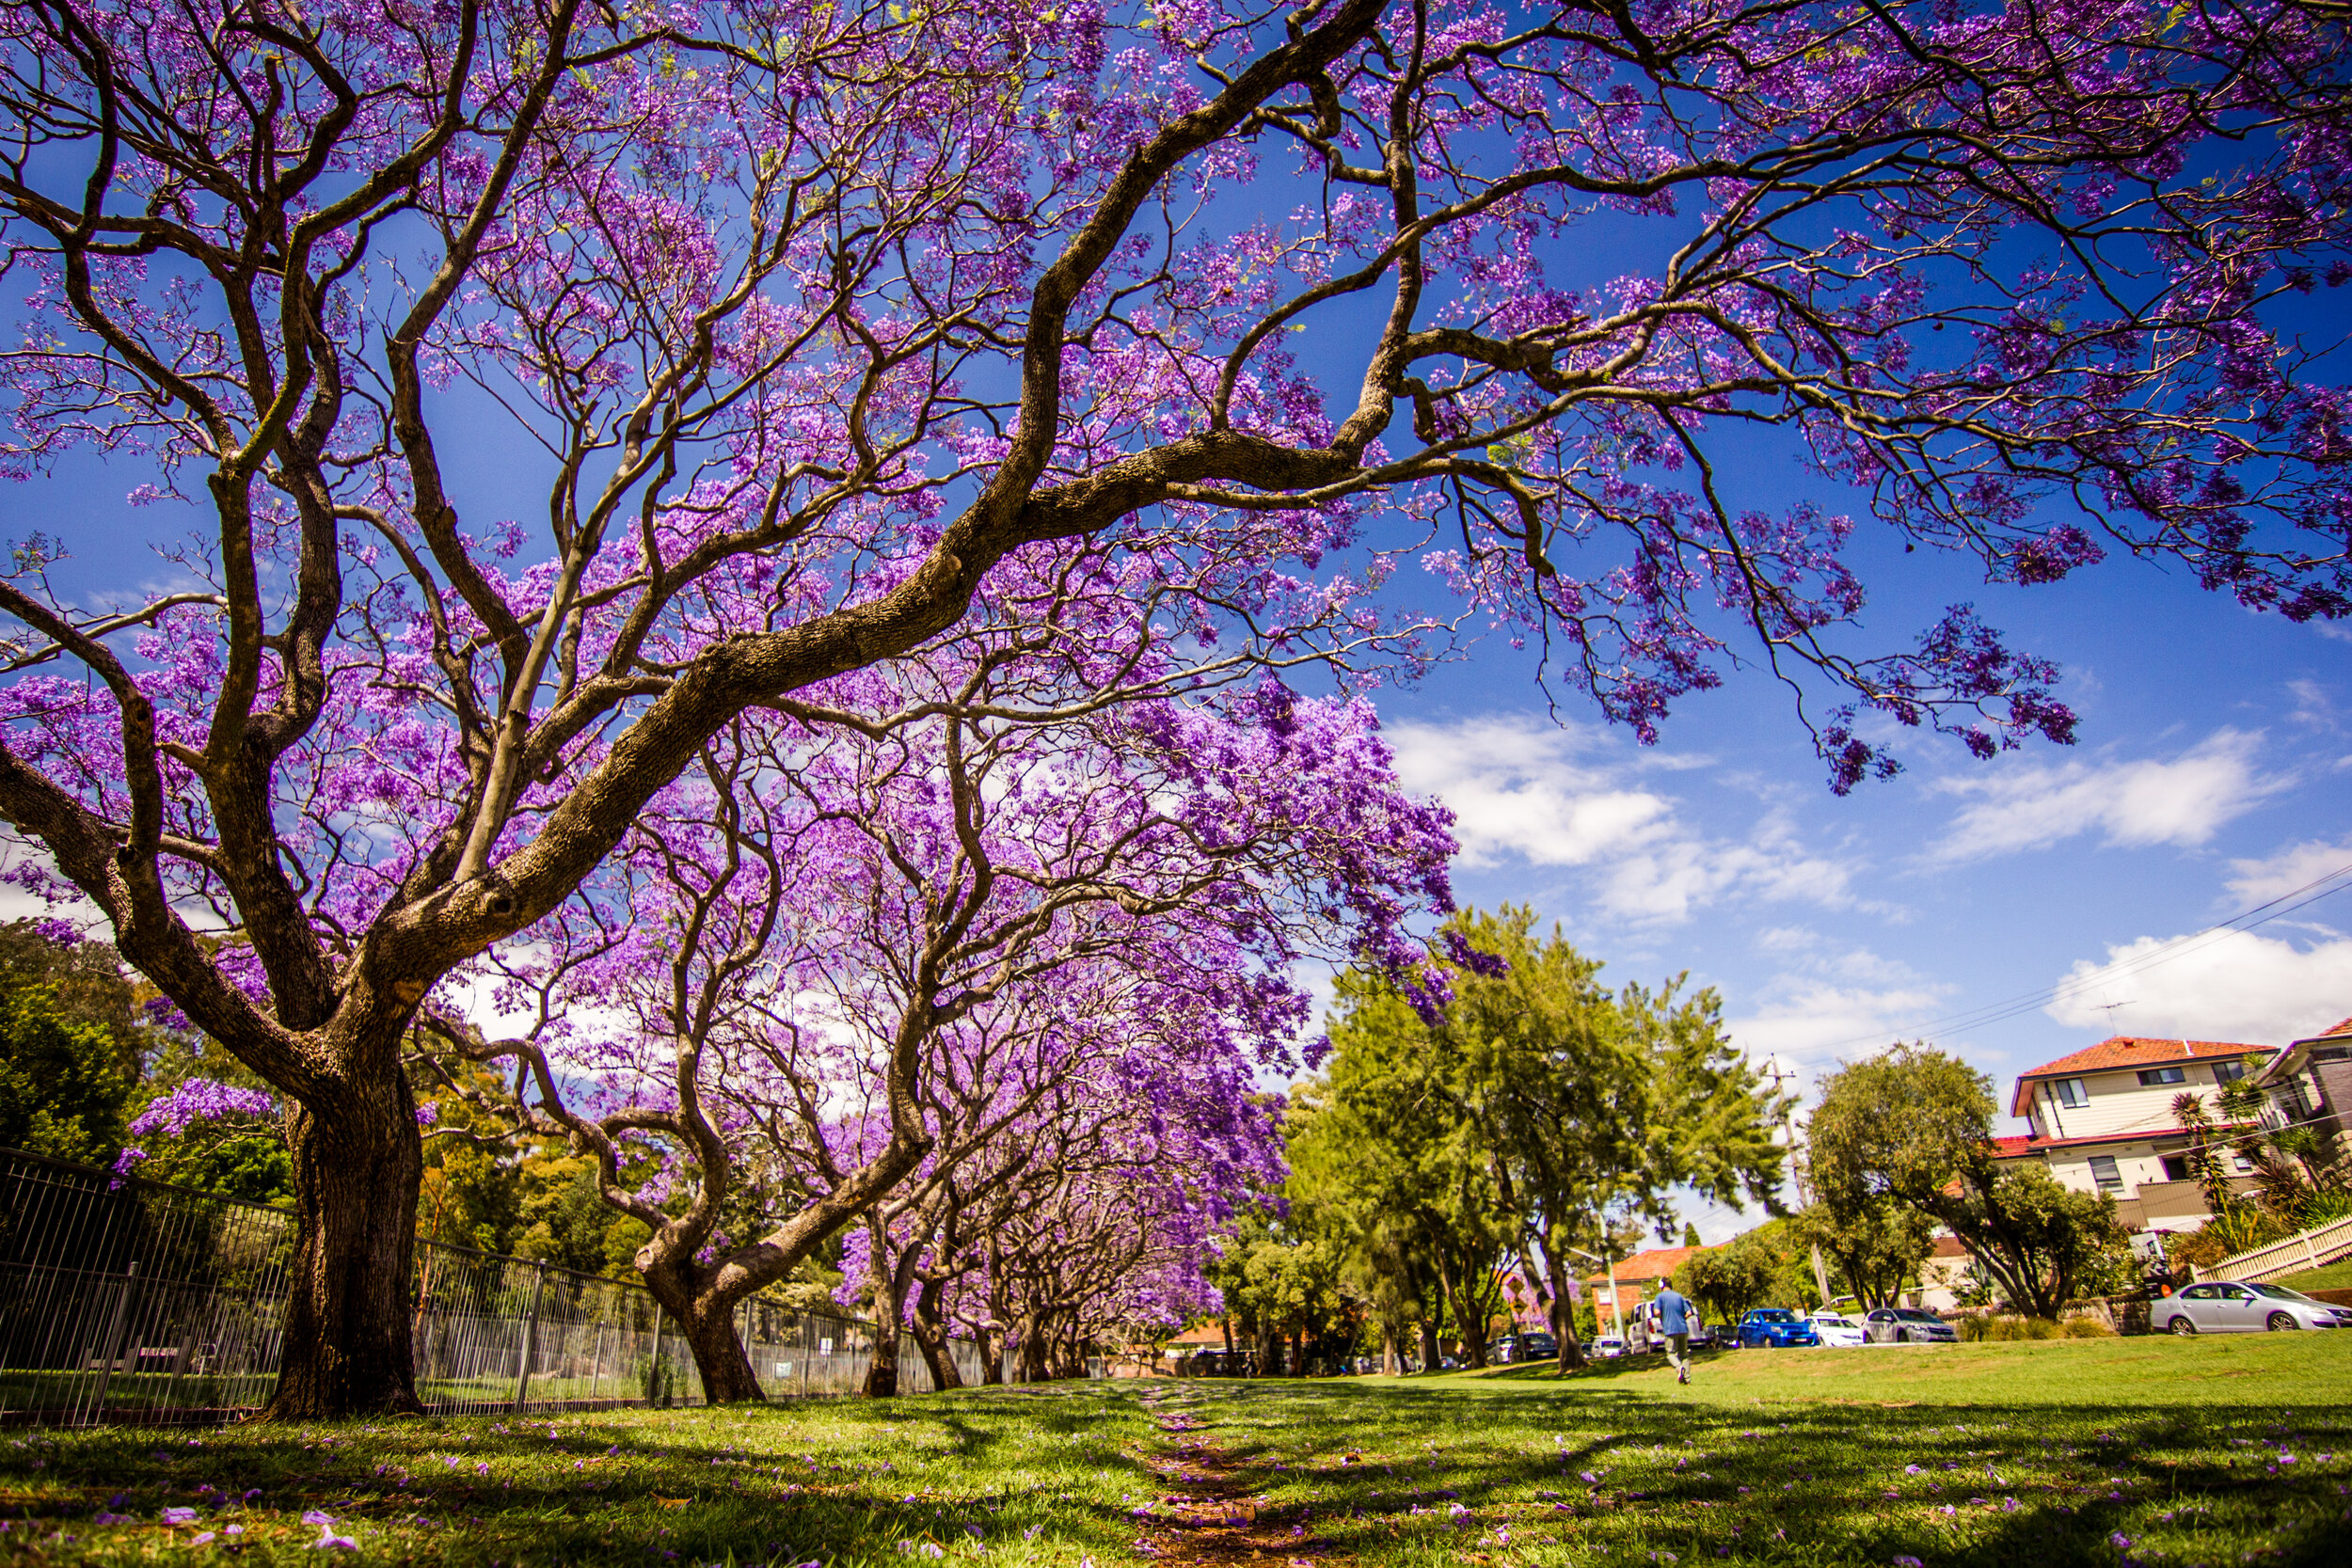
[{"left": 1, "top": 0, "right": 2345, "bottom": 1414}]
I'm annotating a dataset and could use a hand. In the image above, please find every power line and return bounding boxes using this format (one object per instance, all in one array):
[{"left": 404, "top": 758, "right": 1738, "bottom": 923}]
[{"left": 1804, "top": 859, "right": 2352, "bottom": 1055}]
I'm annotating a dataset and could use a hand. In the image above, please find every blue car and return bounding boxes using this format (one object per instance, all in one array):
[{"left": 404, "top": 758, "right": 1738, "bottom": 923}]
[{"left": 1735, "top": 1307, "right": 1820, "bottom": 1349}]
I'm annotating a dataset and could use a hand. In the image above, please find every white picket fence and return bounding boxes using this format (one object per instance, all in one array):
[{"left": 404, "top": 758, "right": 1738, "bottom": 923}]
[{"left": 2189, "top": 1212, "right": 2352, "bottom": 1284}]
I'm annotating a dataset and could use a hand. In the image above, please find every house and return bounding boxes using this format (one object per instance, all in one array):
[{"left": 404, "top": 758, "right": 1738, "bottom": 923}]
[
  {"left": 1913, "top": 1233, "right": 1973, "bottom": 1312},
  {"left": 1581, "top": 1245, "right": 1704, "bottom": 1310},
  {"left": 2248, "top": 1015, "right": 2352, "bottom": 1155},
  {"left": 1993, "top": 1034, "right": 2274, "bottom": 1230}
]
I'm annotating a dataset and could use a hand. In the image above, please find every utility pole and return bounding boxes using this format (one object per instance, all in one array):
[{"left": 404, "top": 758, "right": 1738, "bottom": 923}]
[{"left": 1763, "top": 1056, "right": 1835, "bottom": 1307}]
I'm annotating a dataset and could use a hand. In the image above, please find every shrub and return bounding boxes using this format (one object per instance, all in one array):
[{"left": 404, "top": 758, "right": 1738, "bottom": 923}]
[
  {"left": 2060, "top": 1317, "right": 2110, "bottom": 1338},
  {"left": 1975, "top": 1316, "right": 2062, "bottom": 1340}
]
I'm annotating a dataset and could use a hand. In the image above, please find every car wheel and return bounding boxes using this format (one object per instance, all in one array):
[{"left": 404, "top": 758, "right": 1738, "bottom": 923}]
[
  {"left": 2168, "top": 1315, "right": 2196, "bottom": 1336},
  {"left": 2266, "top": 1311, "right": 2299, "bottom": 1332}
]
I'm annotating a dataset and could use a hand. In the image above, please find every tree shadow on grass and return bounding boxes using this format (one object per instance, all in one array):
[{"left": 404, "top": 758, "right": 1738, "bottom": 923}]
[
  {"left": 0, "top": 1391, "right": 1167, "bottom": 1568},
  {"left": 1186, "top": 1380, "right": 2352, "bottom": 1568}
]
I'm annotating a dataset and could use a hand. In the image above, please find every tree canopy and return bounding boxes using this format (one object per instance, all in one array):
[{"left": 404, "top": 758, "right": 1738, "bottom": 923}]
[
  {"left": 2, "top": 0, "right": 2344, "bottom": 1413},
  {"left": 1290, "top": 907, "right": 1783, "bottom": 1369},
  {"left": 1807, "top": 1043, "right": 2126, "bottom": 1318}
]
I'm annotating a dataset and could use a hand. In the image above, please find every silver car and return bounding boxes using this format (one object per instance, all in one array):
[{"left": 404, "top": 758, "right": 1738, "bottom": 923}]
[
  {"left": 2153, "top": 1279, "right": 2352, "bottom": 1334},
  {"left": 1863, "top": 1307, "right": 1958, "bottom": 1344}
]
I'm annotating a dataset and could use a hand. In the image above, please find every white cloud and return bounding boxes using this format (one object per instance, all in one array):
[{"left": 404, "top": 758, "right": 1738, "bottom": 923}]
[
  {"left": 1724, "top": 971, "right": 1954, "bottom": 1078},
  {"left": 2287, "top": 678, "right": 2341, "bottom": 731},
  {"left": 1387, "top": 715, "right": 1854, "bottom": 924},
  {"left": 1386, "top": 716, "right": 1669, "bottom": 868},
  {"left": 2225, "top": 835, "right": 2352, "bottom": 909},
  {"left": 2045, "top": 928, "right": 2352, "bottom": 1044},
  {"left": 1926, "top": 728, "right": 2276, "bottom": 863}
]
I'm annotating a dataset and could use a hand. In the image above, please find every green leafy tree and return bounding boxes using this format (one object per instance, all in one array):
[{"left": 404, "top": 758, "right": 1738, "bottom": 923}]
[
  {"left": 1295, "top": 908, "right": 1783, "bottom": 1372},
  {"left": 0, "top": 979, "right": 135, "bottom": 1164},
  {"left": 1808, "top": 1043, "right": 2125, "bottom": 1318},
  {"left": 1290, "top": 965, "right": 1514, "bottom": 1368},
  {"left": 1677, "top": 1233, "right": 1777, "bottom": 1323},
  {"left": 1788, "top": 1196, "right": 1932, "bottom": 1308},
  {"left": 1205, "top": 1208, "right": 1361, "bottom": 1375},
  {"left": 0, "top": 925, "right": 146, "bottom": 1165},
  {"left": 1433, "top": 907, "right": 1784, "bottom": 1369}
]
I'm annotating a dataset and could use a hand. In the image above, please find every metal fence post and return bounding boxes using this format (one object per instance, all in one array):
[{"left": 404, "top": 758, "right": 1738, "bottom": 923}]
[
  {"left": 511, "top": 1260, "right": 547, "bottom": 1414},
  {"left": 89, "top": 1260, "right": 139, "bottom": 1424}
]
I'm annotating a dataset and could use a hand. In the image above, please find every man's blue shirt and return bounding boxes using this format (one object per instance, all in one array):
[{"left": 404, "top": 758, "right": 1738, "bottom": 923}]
[{"left": 1656, "top": 1288, "right": 1691, "bottom": 1335}]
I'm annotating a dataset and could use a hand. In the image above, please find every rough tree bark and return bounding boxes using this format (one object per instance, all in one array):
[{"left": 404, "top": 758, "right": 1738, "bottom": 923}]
[
  {"left": 272, "top": 1086, "right": 426, "bottom": 1417},
  {"left": 908, "top": 1280, "right": 962, "bottom": 1391},
  {"left": 639, "top": 1257, "right": 766, "bottom": 1404}
]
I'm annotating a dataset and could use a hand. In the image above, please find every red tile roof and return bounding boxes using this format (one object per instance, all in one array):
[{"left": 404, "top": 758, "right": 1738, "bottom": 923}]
[
  {"left": 2308, "top": 1015, "right": 2352, "bottom": 1041},
  {"left": 1163, "top": 1322, "right": 1228, "bottom": 1347},
  {"left": 1582, "top": 1245, "right": 1702, "bottom": 1288},
  {"left": 1991, "top": 1125, "right": 2208, "bottom": 1157},
  {"left": 2009, "top": 1036, "right": 2273, "bottom": 1115}
]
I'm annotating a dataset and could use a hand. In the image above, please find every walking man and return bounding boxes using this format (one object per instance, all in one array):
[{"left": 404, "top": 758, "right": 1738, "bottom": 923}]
[{"left": 1654, "top": 1280, "right": 1694, "bottom": 1385}]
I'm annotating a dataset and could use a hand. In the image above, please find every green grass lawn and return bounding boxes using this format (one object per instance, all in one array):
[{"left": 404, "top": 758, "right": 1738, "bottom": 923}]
[
  {"left": 2277, "top": 1261, "right": 2352, "bottom": 1292},
  {"left": 0, "top": 1338, "right": 2346, "bottom": 1568}
]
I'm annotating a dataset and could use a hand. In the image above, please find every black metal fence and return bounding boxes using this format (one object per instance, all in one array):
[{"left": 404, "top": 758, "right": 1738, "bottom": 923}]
[{"left": 0, "top": 1148, "right": 985, "bottom": 1426}]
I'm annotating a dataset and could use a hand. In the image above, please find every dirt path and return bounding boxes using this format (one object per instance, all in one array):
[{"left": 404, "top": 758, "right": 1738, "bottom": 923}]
[{"left": 1131, "top": 1389, "right": 1343, "bottom": 1568}]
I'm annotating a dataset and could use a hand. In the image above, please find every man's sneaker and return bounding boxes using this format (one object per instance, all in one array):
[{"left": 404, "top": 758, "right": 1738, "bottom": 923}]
[{"left": 1677, "top": 1370, "right": 1689, "bottom": 1385}]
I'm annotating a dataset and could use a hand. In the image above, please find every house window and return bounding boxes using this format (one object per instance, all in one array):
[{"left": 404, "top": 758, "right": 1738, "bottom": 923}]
[
  {"left": 2088, "top": 1154, "right": 2125, "bottom": 1194},
  {"left": 2054, "top": 1078, "right": 2090, "bottom": 1108},
  {"left": 2213, "top": 1059, "right": 2248, "bottom": 1084},
  {"left": 2161, "top": 1154, "right": 2193, "bottom": 1182},
  {"left": 2137, "top": 1066, "right": 2187, "bottom": 1086}
]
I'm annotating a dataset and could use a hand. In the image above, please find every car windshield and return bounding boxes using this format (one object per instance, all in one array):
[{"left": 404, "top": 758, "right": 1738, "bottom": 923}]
[
  {"left": 1752, "top": 1310, "right": 1796, "bottom": 1323},
  {"left": 1896, "top": 1310, "right": 1942, "bottom": 1322},
  {"left": 2247, "top": 1283, "right": 2317, "bottom": 1303}
]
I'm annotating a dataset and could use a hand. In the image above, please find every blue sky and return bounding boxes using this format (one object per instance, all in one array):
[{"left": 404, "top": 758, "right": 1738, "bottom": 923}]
[{"left": 1366, "top": 534, "right": 2350, "bottom": 1239}]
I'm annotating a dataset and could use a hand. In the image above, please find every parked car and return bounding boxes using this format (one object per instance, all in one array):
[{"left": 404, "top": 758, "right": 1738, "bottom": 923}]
[
  {"left": 1591, "top": 1336, "right": 1629, "bottom": 1358},
  {"left": 1734, "top": 1308, "right": 1820, "bottom": 1349},
  {"left": 1864, "top": 1307, "right": 1959, "bottom": 1344},
  {"left": 1807, "top": 1310, "right": 1868, "bottom": 1348},
  {"left": 1512, "top": 1332, "right": 1559, "bottom": 1362},
  {"left": 1685, "top": 1320, "right": 1717, "bottom": 1350},
  {"left": 2153, "top": 1279, "right": 2352, "bottom": 1334}
]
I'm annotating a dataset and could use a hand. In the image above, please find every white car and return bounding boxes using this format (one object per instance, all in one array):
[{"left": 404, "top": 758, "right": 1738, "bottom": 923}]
[
  {"left": 1591, "top": 1336, "right": 1628, "bottom": 1358},
  {"left": 2153, "top": 1279, "right": 2352, "bottom": 1334},
  {"left": 1807, "top": 1311, "right": 1868, "bottom": 1348}
]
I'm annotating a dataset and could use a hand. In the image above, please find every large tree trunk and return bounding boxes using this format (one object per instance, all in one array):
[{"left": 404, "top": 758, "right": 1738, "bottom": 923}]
[
  {"left": 640, "top": 1258, "right": 766, "bottom": 1403},
  {"left": 1543, "top": 1245, "right": 1587, "bottom": 1371},
  {"left": 1417, "top": 1316, "right": 1440, "bottom": 1374},
  {"left": 909, "top": 1282, "right": 961, "bottom": 1390},
  {"left": 862, "top": 1222, "right": 909, "bottom": 1398},
  {"left": 265, "top": 1085, "right": 425, "bottom": 1419},
  {"left": 1019, "top": 1315, "right": 1052, "bottom": 1382}
]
